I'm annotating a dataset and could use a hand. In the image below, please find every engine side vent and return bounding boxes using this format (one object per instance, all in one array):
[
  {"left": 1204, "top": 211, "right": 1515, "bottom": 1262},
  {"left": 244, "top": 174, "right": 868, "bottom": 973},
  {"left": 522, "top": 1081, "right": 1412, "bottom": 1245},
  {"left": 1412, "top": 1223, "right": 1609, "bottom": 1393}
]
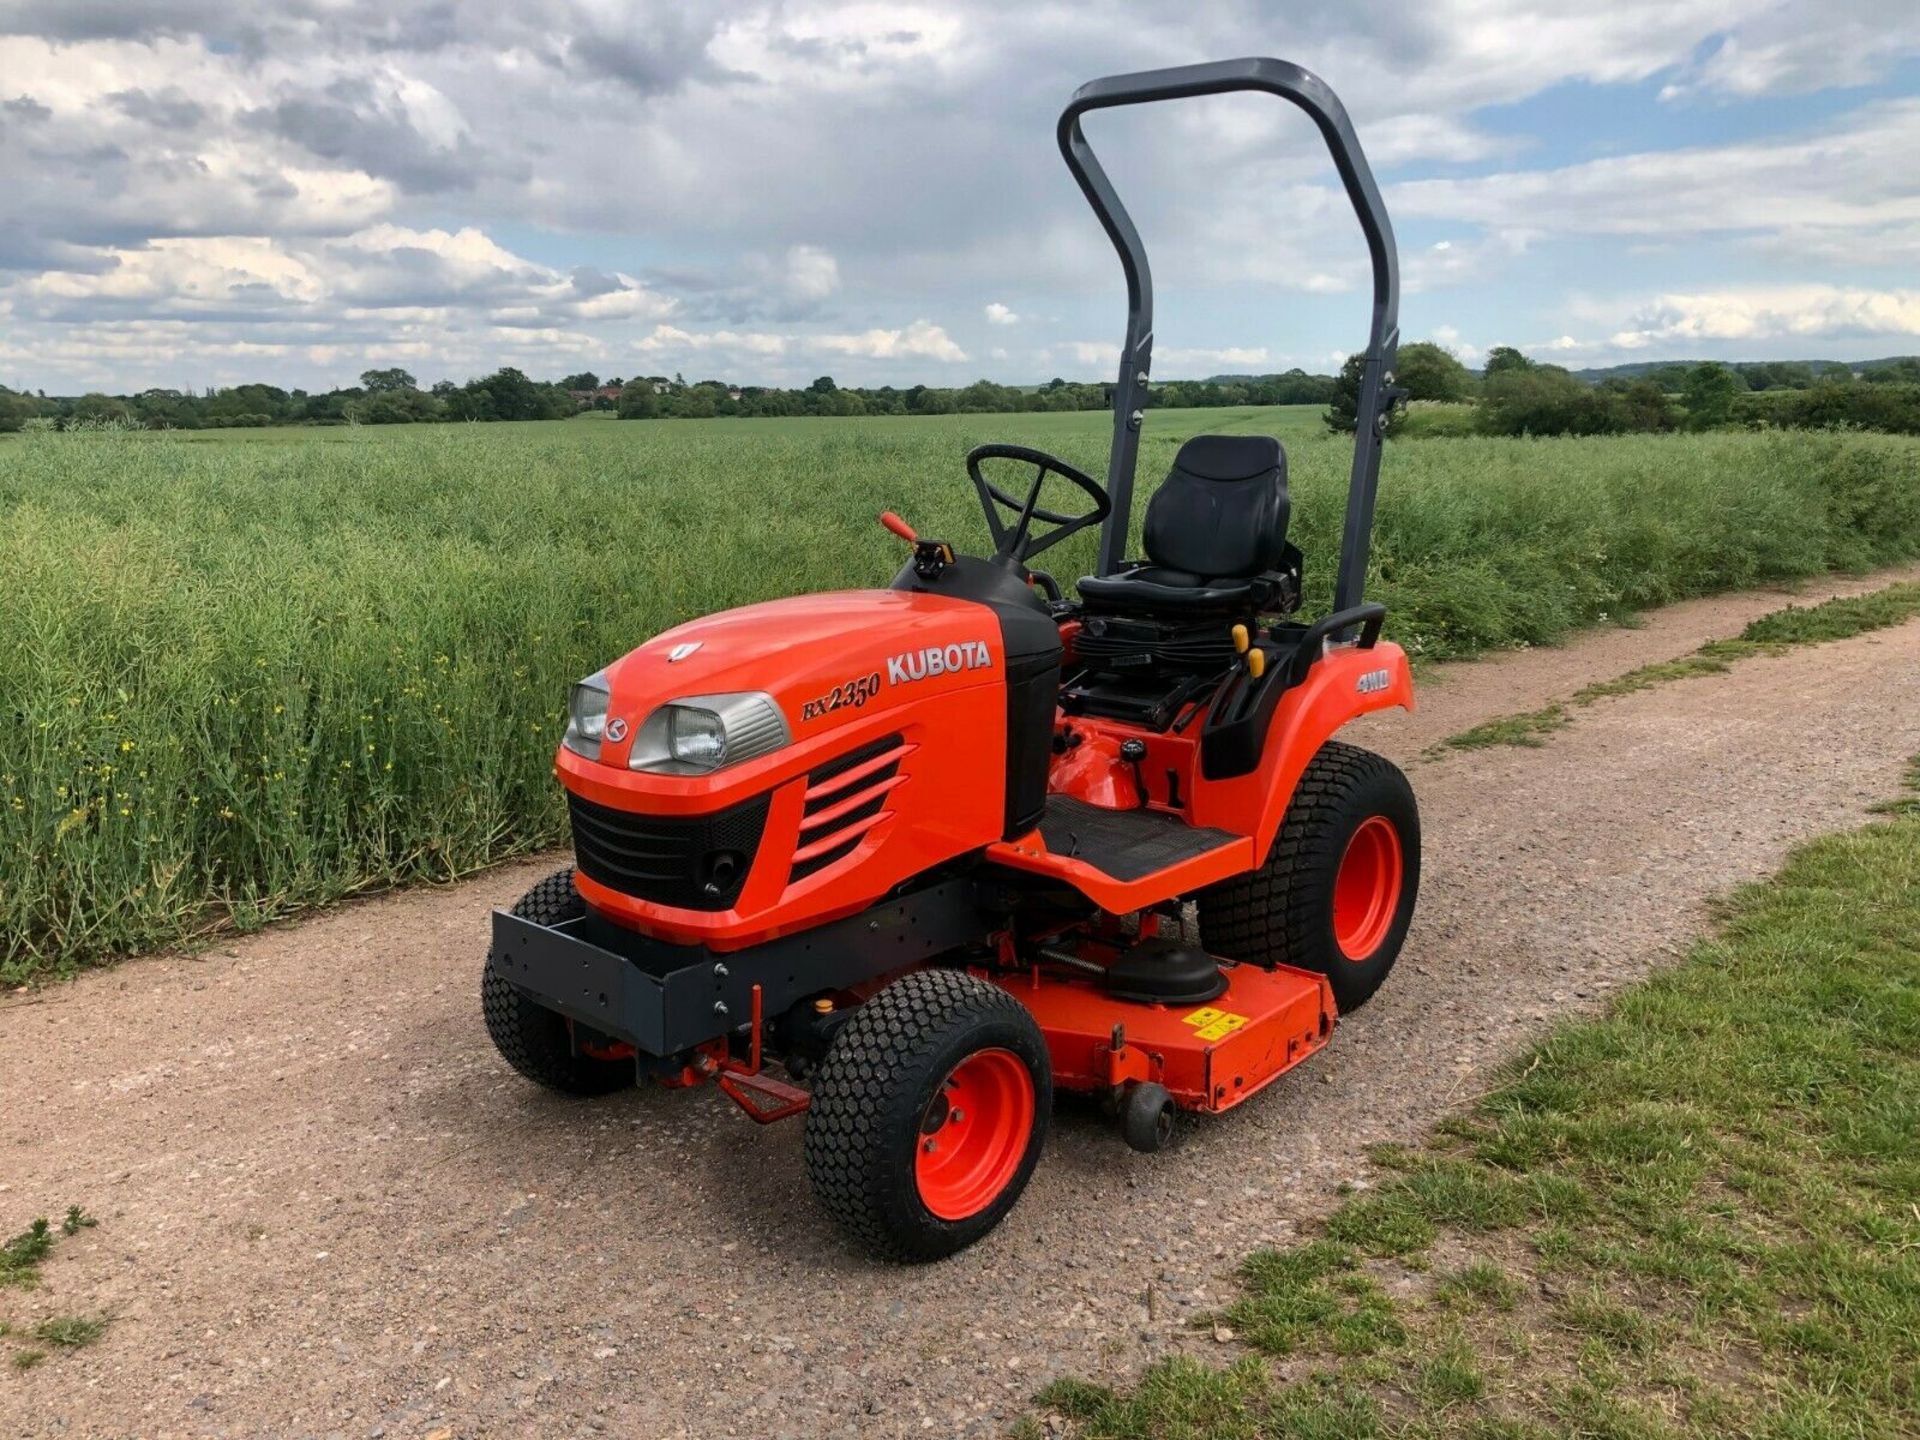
[{"left": 790, "top": 733, "right": 909, "bottom": 883}]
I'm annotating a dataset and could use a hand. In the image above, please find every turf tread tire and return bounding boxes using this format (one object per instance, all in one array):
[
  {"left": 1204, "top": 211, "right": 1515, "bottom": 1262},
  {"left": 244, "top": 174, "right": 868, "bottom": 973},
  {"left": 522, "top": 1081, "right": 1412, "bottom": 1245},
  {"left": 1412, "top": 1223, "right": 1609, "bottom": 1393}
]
[
  {"left": 804, "top": 969, "right": 1050, "bottom": 1262},
  {"left": 481, "top": 867, "right": 632, "bottom": 1096},
  {"left": 1196, "top": 740, "right": 1419, "bottom": 1013}
]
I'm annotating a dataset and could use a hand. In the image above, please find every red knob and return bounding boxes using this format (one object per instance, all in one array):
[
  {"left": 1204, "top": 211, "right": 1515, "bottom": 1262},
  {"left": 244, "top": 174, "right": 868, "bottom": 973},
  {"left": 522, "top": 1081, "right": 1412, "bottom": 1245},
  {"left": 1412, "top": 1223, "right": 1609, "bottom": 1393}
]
[{"left": 879, "top": 511, "right": 917, "bottom": 543}]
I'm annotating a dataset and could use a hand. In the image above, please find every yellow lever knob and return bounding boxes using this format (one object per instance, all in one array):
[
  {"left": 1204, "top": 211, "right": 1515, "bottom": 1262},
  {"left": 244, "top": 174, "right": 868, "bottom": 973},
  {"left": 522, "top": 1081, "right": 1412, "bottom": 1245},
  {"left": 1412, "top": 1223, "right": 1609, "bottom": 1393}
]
[
  {"left": 1231, "top": 623, "right": 1249, "bottom": 654},
  {"left": 1247, "top": 648, "right": 1266, "bottom": 680}
]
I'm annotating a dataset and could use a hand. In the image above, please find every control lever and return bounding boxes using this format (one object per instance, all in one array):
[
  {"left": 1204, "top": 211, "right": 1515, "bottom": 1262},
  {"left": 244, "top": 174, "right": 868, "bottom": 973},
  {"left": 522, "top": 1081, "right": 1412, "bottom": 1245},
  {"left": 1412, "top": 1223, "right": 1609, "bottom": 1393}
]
[
  {"left": 1231, "top": 622, "right": 1268, "bottom": 681},
  {"left": 879, "top": 510, "right": 954, "bottom": 580},
  {"left": 1118, "top": 738, "right": 1149, "bottom": 809}
]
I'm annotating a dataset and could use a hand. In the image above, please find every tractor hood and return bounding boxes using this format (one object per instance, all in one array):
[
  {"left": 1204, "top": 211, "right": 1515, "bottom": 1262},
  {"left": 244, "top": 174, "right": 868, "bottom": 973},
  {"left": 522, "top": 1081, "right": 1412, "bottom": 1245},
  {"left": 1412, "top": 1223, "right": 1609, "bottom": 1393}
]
[{"left": 600, "top": 588, "right": 1006, "bottom": 755}]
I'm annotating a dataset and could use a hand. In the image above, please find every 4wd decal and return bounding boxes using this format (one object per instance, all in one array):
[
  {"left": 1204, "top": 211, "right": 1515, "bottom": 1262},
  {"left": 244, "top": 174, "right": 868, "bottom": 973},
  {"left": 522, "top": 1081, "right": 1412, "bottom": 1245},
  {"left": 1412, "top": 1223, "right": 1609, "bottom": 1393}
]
[
  {"left": 801, "top": 671, "right": 881, "bottom": 722},
  {"left": 1356, "top": 668, "right": 1392, "bottom": 695},
  {"left": 886, "top": 641, "right": 994, "bottom": 686}
]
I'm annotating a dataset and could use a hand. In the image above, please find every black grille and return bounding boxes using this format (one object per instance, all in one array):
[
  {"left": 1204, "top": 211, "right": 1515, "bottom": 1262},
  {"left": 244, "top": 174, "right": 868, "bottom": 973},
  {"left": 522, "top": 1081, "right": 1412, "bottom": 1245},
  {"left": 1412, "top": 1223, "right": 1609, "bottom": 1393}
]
[
  {"left": 568, "top": 790, "right": 769, "bottom": 911},
  {"left": 791, "top": 734, "right": 905, "bottom": 883}
]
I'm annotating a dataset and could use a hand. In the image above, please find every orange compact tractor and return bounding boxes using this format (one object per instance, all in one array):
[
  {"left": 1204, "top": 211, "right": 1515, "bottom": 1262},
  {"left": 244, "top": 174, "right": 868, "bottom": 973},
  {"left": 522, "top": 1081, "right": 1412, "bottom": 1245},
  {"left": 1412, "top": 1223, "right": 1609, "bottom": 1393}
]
[{"left": 484, "top": 58, "right": 1417, "bottom": 1260}]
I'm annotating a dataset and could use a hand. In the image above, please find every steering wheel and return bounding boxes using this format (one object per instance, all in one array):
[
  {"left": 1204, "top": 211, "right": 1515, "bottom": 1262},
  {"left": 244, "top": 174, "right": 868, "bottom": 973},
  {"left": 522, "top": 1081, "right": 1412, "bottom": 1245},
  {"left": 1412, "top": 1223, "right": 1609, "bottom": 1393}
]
[{"left": 966, "top": 444, "right": 1111, "bottom": 570}]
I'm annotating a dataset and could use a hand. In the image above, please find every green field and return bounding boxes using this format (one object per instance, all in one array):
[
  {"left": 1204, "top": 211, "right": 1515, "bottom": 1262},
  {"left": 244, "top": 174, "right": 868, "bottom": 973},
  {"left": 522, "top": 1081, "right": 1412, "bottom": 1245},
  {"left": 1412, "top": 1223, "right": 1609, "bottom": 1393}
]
[{"left": 4, "top": 408, "right": 1920, "bottom": 979}]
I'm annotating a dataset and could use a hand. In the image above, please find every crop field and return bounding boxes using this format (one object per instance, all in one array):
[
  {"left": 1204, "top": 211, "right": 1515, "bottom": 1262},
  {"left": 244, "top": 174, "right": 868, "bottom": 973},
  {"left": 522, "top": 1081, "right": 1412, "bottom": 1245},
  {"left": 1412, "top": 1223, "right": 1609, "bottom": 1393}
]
[{"left": 4, "top": 407, "right": 1920, "bottom": 980}]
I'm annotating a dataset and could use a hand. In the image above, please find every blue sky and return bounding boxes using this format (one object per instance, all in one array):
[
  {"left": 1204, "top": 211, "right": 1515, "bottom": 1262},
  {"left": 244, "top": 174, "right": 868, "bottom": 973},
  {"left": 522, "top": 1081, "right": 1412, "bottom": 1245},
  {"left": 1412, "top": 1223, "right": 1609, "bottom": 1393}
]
[{"left": 1, "top": 1, "right": 1917, "bottom": 393}]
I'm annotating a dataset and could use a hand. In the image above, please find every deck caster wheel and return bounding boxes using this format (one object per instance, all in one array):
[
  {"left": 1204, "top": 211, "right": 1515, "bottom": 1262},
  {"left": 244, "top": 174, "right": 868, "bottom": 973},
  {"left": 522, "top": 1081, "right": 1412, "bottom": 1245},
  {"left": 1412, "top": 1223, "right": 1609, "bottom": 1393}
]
[
  {"left": 1120, "top": 1082, "right": 1177, "bottom": 1153},
  {"left": 804, "top": 970, "right": 1051, "bottom": 1262}
]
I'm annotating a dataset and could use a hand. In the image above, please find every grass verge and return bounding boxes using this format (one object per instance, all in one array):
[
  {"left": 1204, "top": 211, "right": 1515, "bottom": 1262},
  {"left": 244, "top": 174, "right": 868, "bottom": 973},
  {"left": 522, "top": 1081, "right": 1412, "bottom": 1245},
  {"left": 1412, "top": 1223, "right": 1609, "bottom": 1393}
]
[
  {"left": 1440, "top": 578, "right": 1920, "bottom": 753},
  {"left": 1032, "top": 761, "right": 1920, "bottom": 1439}
]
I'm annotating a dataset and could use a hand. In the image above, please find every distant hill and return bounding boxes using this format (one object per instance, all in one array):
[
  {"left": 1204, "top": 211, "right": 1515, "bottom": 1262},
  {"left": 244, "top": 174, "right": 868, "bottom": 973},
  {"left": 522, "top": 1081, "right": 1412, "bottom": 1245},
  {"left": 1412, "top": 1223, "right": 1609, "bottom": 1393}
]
[
  {"left": 1569, "top": 356, "right": 1919, "bottom": 384},
  {"left": 1201, "top": 371, "right": 1332, "bottom": 385},
  {"left": 1207, "top": 358, "right": 1920, "bottom": 389}
]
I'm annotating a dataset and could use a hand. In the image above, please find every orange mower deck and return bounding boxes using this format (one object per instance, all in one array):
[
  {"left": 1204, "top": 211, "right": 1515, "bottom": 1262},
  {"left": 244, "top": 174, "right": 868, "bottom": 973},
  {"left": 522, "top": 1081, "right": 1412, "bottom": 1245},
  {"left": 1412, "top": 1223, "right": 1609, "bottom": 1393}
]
[{"left": 993, "top": 961, "right": 1335, "bottom": 1114}]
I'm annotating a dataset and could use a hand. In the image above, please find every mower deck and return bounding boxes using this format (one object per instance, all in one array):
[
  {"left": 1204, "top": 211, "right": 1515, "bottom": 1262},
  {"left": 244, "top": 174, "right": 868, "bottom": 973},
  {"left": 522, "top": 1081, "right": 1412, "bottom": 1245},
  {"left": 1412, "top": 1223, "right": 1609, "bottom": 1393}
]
[{"left": 992, "top": 959, "right": 1334, "bottom": 1114}]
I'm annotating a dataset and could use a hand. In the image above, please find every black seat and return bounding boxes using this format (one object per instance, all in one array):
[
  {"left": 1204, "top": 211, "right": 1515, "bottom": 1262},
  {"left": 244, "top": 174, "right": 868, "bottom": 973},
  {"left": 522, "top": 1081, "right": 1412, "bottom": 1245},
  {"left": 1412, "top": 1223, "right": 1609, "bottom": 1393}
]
[{"left": 1077, "top": 434, "right": 1291, "bottom": 614}]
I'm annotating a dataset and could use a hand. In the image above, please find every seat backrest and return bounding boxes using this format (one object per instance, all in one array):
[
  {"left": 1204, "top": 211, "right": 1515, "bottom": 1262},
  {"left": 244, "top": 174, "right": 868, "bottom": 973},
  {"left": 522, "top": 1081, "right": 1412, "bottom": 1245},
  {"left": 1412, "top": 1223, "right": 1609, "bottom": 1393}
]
[{"left": 1142, "top": 434, "right": 1289, "bottom": 578}]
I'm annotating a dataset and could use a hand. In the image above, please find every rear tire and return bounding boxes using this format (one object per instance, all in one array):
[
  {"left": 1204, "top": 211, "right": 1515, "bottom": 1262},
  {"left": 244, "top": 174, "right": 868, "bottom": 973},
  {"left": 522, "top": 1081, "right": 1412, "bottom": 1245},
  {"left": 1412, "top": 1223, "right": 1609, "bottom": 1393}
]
[
  {"left": 481, "top": 867, "right": 632, "bottom": 1096},
  {"left": 1196, "top": 741, "right": 1419, "bottom": 1013},
  {"left": 804, "top": 969, "right": 1051, "bottom": 1262}
]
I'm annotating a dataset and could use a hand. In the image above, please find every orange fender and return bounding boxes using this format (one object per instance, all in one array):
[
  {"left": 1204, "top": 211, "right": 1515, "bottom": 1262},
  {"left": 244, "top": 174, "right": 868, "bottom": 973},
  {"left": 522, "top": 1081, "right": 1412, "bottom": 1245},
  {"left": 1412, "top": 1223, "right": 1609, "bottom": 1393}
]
[{"left": 1189, "top": 640, "right": 1413, "bottom": 863}]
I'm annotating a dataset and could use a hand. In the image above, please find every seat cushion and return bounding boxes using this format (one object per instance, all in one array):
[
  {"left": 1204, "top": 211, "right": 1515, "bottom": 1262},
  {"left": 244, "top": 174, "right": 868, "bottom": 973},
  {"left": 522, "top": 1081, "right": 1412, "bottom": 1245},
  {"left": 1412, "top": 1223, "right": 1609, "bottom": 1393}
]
[
  {"left": 1075, "top": 434, "right": 1289, "bottom": 619},
  {"left": 1142, "top": 434, "right": 1288, "bottom": 579},
  {"left": 1075, "top": 566, "right": 1255, "bottom": 613}
]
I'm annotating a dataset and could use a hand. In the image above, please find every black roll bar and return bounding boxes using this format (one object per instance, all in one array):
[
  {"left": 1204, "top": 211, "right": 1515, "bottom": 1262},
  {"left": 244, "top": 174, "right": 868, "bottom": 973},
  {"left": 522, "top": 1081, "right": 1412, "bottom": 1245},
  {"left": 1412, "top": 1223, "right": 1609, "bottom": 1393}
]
[{"left": 1058, "top": 57, "right": 1400, "bottom": 613}]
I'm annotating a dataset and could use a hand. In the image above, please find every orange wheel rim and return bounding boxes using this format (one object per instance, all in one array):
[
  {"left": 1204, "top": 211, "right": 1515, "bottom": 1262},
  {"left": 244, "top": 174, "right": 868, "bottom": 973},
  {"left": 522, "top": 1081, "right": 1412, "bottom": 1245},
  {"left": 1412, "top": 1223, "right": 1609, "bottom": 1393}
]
[
  {"left": 914, "top": 1048, "right": 1034, "bottom": 1221},
  {"left": 1333, "top": 816, "right": 1403, "bottom": 961}
]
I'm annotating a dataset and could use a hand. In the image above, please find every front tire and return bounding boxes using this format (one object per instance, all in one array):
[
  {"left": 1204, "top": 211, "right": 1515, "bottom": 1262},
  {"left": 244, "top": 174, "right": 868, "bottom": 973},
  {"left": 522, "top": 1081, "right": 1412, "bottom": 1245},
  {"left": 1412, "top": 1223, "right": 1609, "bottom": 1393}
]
[
  {"left": 804, "top": 969, "right": 1051, "bottom": 1262},
  {"left": 481, "top": 867, "right": 633, "bottom": 1096},
  {"left": 1197, "top": 741, "right": 1419, "bottom": 1013}
]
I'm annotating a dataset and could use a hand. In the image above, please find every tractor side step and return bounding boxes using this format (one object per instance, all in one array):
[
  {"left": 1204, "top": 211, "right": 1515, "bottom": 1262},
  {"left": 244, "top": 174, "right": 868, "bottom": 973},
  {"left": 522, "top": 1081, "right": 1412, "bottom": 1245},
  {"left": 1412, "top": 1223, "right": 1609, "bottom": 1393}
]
[{"left": 1036, "top": 796, "right": 1239, "bottom": 882}]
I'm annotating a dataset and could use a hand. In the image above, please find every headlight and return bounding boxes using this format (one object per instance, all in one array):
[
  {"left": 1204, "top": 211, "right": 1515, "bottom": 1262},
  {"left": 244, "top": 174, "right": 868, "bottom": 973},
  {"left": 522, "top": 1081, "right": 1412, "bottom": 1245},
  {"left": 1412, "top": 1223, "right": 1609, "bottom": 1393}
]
[
  {"left": 629, "top": 692, "right": 789, "bottom": 775},
  {"left": 667, "top": 706, "right": 727, "bottom": 768},
  {"left": 562, "top": 670, "right": 611, "bottom": 760}
]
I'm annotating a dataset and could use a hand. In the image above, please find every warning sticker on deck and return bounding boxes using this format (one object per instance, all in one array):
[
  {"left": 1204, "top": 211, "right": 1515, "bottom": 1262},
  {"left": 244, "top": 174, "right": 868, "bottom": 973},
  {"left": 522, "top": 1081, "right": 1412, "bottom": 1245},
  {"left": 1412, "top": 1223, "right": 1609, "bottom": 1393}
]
[{"left": 1182, "top": 1006, "right": 1249, "bottom": 1042}]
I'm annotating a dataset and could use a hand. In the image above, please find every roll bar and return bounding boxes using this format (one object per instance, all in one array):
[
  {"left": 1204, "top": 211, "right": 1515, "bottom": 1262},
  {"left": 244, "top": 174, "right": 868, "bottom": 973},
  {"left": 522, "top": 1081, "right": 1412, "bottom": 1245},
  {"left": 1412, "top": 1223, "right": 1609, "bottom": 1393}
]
[{"left": 1058, "top": 57, "right": 1401, "bottom": 614}]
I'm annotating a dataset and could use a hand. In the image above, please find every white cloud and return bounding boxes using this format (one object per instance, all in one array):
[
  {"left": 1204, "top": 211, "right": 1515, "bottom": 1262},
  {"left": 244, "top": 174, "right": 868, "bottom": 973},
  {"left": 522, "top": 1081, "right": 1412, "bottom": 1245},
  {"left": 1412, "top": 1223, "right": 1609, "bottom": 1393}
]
[
  {"left": 20, "top": 236, "right": 321, "bottom": 311},
  {"left": 1664, "top": 6, "right": 1920, "bottom": 99},
  {"left": 637, "top": 324, "right": 790, "bottom": 356},
  {"left": 1605, "top": 286, "right": 1920, "bottom": 350},
  {"left": 2, "top": 1, "right": 1919, "bottom": 389},
  {"left": 1429, "top": 325, "right": 1482, "bottom": 363},
  {"left": 1391, "top": 100, "right": 1920, "bottom": 260},
  {"left": 814, "top": 319, "right": 964, "bottom": 362},
  {"left": 1402, "top": 230, "right": 1537, "bottom": 294},
  {"left": 1061, "top": 340, "right": 1118, "bottom": 371},
  {"left": 625, "top": 316, "right": 969, "bottom": 375},
  {"left": 11, "top": 224, "right": 673, "bottom": 327},
  {"left": 779, "top": 244, "right": 840, "bottom": 304},
  {"left": 1158, "top": 345, "right": 1272, "bottom": 372}
]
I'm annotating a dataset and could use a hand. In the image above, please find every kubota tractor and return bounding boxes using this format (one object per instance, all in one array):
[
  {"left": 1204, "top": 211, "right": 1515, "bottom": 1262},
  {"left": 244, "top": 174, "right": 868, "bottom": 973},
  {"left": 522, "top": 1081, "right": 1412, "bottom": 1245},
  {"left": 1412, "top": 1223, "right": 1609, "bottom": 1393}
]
[{"left": 483, "top": 57, "right": 1418, "bottom": 1260}]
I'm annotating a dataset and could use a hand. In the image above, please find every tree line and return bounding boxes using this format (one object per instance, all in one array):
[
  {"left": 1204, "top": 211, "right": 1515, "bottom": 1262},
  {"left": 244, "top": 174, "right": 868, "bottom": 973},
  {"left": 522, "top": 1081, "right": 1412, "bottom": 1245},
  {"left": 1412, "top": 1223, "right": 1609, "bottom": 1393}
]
[
  {"left": 0, "top": 366, "right": 1336, "bottom": 432},
  {"left": 4, "top": 350, "right": 1916, "bottom": 437},
  {"left": 1326, "top": 345, "right": 1920, "bottom": 439},
  {"left": 0, "top": 367, "right": 590, "bottom": 432},
  {"left": 613, "top": 369, "right": 1336, "bottom": 419}
]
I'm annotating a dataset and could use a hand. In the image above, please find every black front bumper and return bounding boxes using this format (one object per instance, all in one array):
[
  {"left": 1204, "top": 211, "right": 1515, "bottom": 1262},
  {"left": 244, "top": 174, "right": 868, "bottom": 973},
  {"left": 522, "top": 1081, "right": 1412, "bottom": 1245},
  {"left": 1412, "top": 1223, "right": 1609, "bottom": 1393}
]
[{"left": 488, "top": 877, "right": 992, "bottom": 1057}]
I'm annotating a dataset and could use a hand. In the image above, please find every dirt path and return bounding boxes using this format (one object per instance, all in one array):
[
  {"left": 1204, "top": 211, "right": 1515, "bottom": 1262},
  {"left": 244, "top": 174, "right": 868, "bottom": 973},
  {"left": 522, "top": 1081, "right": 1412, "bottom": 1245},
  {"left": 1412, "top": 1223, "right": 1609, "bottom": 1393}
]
[{"left": 7, "top": 572, "right": 1920, "bottom": 1440}]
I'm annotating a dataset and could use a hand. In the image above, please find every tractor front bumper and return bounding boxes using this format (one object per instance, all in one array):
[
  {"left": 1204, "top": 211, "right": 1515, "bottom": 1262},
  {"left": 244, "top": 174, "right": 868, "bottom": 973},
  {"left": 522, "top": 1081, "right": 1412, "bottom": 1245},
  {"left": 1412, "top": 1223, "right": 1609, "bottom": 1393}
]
[{"left": 488, "top": 876, "right": 993, "bottom": 1058}]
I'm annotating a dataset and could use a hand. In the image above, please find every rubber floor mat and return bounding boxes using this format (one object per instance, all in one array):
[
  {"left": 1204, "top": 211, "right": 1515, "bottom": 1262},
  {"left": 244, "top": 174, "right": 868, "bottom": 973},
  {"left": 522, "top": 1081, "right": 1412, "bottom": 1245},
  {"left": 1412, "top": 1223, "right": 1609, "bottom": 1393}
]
[{"left": 1037, "top": 796, "right": 1241, "bottom": 882}]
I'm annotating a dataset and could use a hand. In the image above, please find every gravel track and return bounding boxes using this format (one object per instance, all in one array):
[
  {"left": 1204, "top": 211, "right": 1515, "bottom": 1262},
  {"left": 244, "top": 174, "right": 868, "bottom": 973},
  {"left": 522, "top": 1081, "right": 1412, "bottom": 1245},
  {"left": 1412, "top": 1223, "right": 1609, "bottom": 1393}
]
[{"left": 6, "top": 569, "right": 1920, "bottom": 1440}]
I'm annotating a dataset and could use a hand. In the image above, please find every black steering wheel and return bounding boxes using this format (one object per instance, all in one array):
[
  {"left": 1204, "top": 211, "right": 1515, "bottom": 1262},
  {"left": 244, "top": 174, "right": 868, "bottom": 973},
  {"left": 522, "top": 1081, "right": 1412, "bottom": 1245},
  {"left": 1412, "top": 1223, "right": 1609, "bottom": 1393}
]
[{"left": 966, "top": 444, "right": 1111, "bottom": 573}]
